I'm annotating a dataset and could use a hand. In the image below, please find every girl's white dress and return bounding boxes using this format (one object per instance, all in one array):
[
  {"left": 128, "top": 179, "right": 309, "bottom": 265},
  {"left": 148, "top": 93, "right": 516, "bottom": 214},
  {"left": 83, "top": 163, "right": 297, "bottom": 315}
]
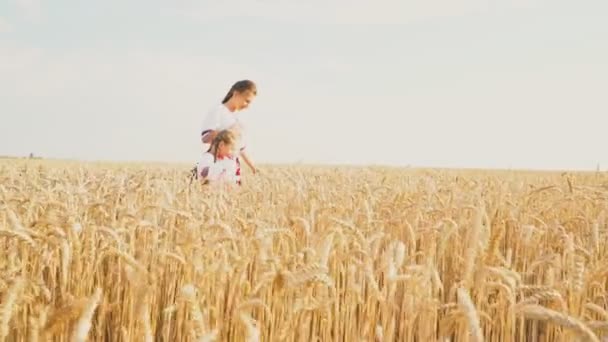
[{"left": 196, "top": 152, "right": 239, "bottom": 184}]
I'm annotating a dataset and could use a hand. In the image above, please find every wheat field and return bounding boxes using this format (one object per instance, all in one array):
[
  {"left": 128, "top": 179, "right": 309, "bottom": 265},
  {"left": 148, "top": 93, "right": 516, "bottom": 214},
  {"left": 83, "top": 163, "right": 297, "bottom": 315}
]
[{"left": 1, "top": 159, "right": 607, "bottom": 341}]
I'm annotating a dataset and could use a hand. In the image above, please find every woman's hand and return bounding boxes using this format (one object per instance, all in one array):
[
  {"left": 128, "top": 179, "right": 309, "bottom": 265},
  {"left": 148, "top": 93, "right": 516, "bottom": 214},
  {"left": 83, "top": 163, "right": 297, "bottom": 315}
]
[
  {"left": 201, "top": 130, "right": 218, "bottom": 144},
  {"left": 239, "top": 151, "right": 257, "bottom": 174}
]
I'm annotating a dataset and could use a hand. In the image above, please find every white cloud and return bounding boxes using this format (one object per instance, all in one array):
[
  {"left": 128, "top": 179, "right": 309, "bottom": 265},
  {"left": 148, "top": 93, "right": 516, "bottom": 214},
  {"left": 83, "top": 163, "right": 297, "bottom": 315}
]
[
  {"left": 13, "top": 0, "right": 42, "bottom": 20},
  {"left": 170, "top": 0, "right": 546, "bottom": 25},
  {"left": 0, "top": 17, "right": 13, "bottom": 33}
]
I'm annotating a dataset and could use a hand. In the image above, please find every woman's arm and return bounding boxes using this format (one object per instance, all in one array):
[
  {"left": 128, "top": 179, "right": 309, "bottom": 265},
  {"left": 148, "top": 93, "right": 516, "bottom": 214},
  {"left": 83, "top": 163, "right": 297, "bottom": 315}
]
[
  {"left": 201, "top": 130, "right": 218, "bottom": 144},
  {"left": 239, "top": 150, "right": 257, "bottom": 174},
  {"left": 200, "top": 107, "right": 221, "bottom": 144}
]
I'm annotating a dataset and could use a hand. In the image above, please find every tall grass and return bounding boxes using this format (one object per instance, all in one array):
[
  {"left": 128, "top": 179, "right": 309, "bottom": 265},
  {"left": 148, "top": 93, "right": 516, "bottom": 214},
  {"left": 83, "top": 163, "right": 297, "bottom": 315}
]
[{"left": 1, "top": 160, "right": 607, "bottom": 341}]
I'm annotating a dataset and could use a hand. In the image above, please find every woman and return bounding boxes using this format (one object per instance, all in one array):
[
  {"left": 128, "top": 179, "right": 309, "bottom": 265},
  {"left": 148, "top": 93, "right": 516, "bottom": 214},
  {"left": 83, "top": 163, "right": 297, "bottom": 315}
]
[{"left": 199, "top": 80, "right": 259, "bottom": 176}]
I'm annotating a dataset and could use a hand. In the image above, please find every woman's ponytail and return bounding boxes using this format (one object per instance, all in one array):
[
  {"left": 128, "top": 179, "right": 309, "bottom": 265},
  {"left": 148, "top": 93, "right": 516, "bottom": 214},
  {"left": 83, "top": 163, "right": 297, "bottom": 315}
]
[
  {"left": 221, "top": 80, "right": 257, "bottom": 104},
  {"left": 221, "top": 90, "right": 233, "bottom": 104}
]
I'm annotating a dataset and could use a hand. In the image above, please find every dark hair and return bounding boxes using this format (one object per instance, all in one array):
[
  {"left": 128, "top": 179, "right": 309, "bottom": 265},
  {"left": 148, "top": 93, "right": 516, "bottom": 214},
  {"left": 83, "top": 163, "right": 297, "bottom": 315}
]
[{"left": 221, "top": 80, "right": 257, "bottom": 104}]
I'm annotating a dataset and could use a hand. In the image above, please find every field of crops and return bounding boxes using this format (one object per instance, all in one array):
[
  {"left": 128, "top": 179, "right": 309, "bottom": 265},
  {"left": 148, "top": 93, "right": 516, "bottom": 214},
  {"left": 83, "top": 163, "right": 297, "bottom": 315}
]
[{"left": 1, "top": 159, "right": 607, "bottom": 341}]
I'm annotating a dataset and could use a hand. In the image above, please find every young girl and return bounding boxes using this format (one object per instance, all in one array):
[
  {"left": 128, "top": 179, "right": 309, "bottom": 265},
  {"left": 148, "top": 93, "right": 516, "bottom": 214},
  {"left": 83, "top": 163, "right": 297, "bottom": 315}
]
[
  {"left": 196, "top": 130, "right": 241, "bottom": 186},
  {"left": 199, "top": 80, "right": 259, "bottom": 177}
]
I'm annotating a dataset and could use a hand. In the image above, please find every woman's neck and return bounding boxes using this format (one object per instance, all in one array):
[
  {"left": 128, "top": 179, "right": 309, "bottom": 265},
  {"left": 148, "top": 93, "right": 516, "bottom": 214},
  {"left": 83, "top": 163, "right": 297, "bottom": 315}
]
[{"left": 223, "top": 101, "right": 237, "bottom": 112}]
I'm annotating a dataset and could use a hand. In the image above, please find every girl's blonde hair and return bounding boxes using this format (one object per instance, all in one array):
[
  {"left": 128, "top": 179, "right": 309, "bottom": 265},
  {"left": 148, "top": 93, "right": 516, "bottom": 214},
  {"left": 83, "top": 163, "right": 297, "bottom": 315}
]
[{"left": 210, "top": 130, "right": 237, "bottom": 162}]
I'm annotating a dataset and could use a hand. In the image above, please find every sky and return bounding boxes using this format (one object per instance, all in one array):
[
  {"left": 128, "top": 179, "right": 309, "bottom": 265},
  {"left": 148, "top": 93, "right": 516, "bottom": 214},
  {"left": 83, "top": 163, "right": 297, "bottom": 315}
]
[{"left": 1, "top": 0, "right": 607, "bottom": 171}]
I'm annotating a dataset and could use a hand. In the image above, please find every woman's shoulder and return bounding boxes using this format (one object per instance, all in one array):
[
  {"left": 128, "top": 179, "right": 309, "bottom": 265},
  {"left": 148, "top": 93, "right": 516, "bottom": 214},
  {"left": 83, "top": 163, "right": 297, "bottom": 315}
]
[
  {"left": 207, "top": 103, "right": 230, "bottom": 114},
  {"left": 202, "top": 104, "right": 226, "bottom": 121}
]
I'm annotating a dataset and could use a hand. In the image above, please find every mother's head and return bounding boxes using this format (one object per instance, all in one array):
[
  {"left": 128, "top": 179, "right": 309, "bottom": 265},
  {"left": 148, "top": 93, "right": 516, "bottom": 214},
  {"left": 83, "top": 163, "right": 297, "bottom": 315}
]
[{"left": 222, "top": 80, "right": 257, "bottom": 111}]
